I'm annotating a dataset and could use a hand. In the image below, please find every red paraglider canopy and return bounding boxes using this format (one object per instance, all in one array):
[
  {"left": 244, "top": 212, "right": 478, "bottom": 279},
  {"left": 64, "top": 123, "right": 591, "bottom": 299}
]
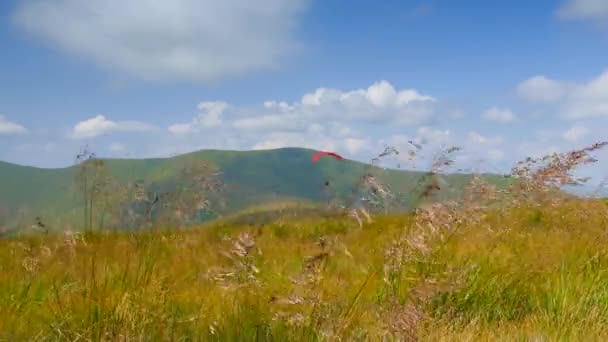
[{"left": 311, "top": 151, "right": 345, "bottom": 163}]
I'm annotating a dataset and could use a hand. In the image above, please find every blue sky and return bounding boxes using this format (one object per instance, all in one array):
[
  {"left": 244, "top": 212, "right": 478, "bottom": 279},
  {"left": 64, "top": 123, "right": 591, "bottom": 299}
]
[{"left": 0, "top": 0, "right": 607, "bottom": 184}]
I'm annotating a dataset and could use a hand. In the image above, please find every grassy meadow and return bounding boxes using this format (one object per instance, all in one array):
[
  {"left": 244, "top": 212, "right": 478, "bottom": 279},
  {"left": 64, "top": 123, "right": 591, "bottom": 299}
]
[
  {"left": 1, "top": 143, "right": 608, "bottom": 341},
  {"left": 1, "top": 198, "right": 608, "bottom": 341}
]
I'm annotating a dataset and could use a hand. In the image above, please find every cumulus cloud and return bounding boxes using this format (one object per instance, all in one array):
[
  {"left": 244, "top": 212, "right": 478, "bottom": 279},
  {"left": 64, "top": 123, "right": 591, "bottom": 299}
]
[
  {"left": 31, "top": 78, "right": 533, "bottom": 173},
  {"left": 562, "top": 71, "right": 608, "bottom": 119},
  {"left": 462, "top": 132, "right": 505, "bottom": 163},
  {"left": 160, "top": 78, "right": 520, "bottom": 172},
  {"left": 563, "top": 124, "right": 590, "bottom": 142},
  {"left": 168, "top": 101, "right": 228, "bottom": 135},
  {"left": 297, "top": 81, "right": 436, "bottom": 124},
  {"left": 481, "top": 107, "right": 517, "bottom": 123},
  {"left": 71, "top": 115, "right": 153, "bottom": 139},
  {"left": 163, "top": 80, "right": 438, "bottom": 164},
  {"left": 557, "top": 0, "right": 608, "bottom": 22},
  {"left": 516, "top": 76, "right": 571, "bottom": 103},
  {"left": 517, "top": 70, "right": 608, "bottom": 120},
  {"left": 0, "top": 115, "right": 27, "bottom": 135},
  {"left": 13, "top": 0, "right": 309, "bottom": 81}
]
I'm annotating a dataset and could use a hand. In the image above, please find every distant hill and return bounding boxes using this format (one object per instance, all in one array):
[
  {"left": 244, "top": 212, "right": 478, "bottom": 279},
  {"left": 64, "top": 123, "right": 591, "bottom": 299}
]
[{"left": 0, "top": 147, "right": 510, "bottom": 232}]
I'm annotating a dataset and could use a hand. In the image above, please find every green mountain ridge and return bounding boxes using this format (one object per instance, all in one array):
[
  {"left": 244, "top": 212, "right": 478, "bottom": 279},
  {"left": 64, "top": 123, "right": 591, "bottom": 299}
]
[{"left": 0, "top": 147, "right": 509, "bottom": 232}]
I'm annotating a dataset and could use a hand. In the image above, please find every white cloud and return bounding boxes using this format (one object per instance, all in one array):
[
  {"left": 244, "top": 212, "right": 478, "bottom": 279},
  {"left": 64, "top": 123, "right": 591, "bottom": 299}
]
[
  {"left": 161, "top": 80, "right": 439, "bottom": 165},
  {"left": 169, "top": 81, "right": 436, "bottom": 142},
  {"left": 13, "top": 0, "right": 309, "bottom": 81},
  {"left": 516, "top": 76, "right": 571, "bottom": 103},
  {"left": 518, "top": 70, "right": 608, "bottom": 120},
  {"left": 263, "top": 101, "right": 293, "bottom": 111},
  {"left": 557, "top": 0, "right": 608, "bottom": 22},
  {"left": 271, "top": 80, "right": 434, "bottom": 126},
  {"left": 197, "top": 102, "right": 226, "bottom": 127},
  {"left": 562, "top": 71, "right": 608, "bottom": 119},
  {"left": 563, "top": 124, "right": 590, "bottom": 142},
  {"left": 71, "top": 115, "right": 153, "bottom": 139},
  {"left": 164, "top": 81, "right": 434, "bottom": 160},
  {"left": 481, "top": 107, "right": 517, "bottom": 123},
  {"left": 297, "top": 81, "right": 436, "bottom": 124},
  {"left": 0, "top": 115, "right": 27, "bottom": 135},
  {"left": 167, "top": 123, "right": 195, "bottom": 136},
  {"left": 169, "top": 101, "right": 228, "bottom": 135}
]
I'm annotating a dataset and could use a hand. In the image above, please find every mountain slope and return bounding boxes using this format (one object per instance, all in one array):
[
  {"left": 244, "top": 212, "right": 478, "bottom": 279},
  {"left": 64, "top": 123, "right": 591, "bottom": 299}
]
[{"left": 0, "top": 147, "right": 509, "bottom": 231}]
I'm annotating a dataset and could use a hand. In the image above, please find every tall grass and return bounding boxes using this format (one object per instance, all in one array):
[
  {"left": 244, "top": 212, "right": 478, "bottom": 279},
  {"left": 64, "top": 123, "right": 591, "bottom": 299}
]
[
  {"left": 0, "top": 199, "right": 607, "bottom": 340},
  {"left": 1, "top": 142, "right": 608, "bottom": 340}
]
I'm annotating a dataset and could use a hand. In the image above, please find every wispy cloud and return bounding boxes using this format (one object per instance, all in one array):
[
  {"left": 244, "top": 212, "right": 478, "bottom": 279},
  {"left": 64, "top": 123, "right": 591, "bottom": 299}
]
[
  {"left": 0, "top": 115, "right": 27, "bottom": 135},
  {"left": 516, "top": 76, "right": 572, "bottom": 103},
  {"left": 168, "top": 102, "right": 228, "bottom": 135},
  {"left": 557, "top": 0, "right": 608, "bottom": 23},
  {"left": 517, "top": 70, "right": 608, "bottom": 120},
  {"left": 71, "top": 115, "right": 154, "bottom": 139},
  {"left": 13, "top": 0, "right": 309, "bottom": 81}
]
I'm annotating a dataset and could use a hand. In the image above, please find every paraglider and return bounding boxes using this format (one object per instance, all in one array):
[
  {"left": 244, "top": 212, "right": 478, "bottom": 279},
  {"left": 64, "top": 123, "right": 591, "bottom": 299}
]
[
  {"left": 310, "top": 150, "right": 376, "bottom": 226},
  {"left": 311, "top": 151, "right": 345, "bottom": 163},
  {"left": 311, "top": 151, "right": 344, "bottom": 214}
]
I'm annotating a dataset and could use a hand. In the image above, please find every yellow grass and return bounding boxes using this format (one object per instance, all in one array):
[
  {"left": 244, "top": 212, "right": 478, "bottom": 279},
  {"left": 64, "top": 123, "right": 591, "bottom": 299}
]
[{"left": 1, "top": 198, "right": 608, "bottom": 340}]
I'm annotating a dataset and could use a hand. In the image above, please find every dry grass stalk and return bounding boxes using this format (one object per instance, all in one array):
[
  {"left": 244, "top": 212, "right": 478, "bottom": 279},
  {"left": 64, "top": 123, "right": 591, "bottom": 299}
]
[
  {"left": 509, "top": 142, "right": 608, "bottom": 207},
  {"left": 204, "top": 231, "right": 262, "bottom": 289},
  {"left": 377, "top": 141, "right": 608, "bottom": 339}
]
